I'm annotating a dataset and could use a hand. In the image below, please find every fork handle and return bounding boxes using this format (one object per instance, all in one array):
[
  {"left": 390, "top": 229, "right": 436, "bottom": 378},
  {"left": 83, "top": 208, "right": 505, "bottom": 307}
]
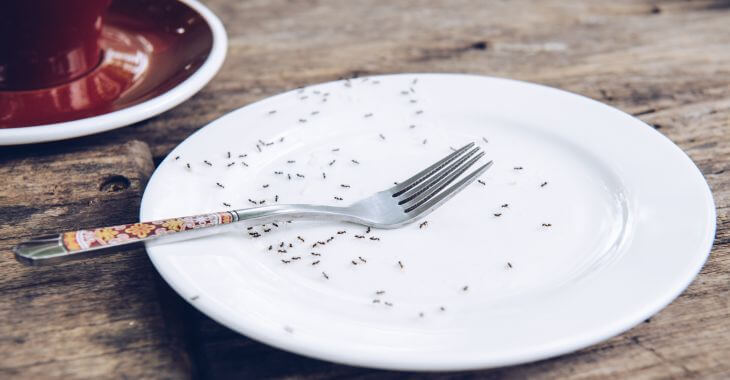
[{"left": 13, "top": 205, "right": 353, "bottom": 266}]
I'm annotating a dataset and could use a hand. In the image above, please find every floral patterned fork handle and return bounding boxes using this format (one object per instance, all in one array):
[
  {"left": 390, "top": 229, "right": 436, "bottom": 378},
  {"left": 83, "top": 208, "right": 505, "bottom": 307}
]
[
  {"left": 13, "top": 202, "right": 354, "bottom": 266},
  {"left": 13, "top": 211, "right": 239, "bottom": 266}
]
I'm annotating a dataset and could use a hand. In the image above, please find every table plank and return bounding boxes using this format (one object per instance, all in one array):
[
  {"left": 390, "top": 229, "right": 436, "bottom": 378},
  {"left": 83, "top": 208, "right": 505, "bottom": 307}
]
[
  {"left": 80, "top": 0, "right": 730, "bottom": 160},
  {"left": 0, "top": 141, "right": 193, "bottom": 378}
]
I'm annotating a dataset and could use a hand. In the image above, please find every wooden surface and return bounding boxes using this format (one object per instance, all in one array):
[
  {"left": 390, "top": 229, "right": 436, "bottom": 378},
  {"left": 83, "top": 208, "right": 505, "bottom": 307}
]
[{"left": 1, "top": 0, "right": 728, "bottom": 378}]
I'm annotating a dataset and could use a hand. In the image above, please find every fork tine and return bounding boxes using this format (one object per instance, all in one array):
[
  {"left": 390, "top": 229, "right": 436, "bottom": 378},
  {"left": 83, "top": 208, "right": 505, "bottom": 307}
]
[
  {"left": 401, "top": 151, "right": 486, "bottom": 210},
  {"left": 398, "top": 152, "right": 484, "bottom": 212},
  {"left": 392, "top": 142, "right": 475, "bottom": 197},
  {"left": 398, "top": 147, "right": 481, "bottom": 204},
  {"left": 406, "top": 160, "right": 493, "bottom": 215}
]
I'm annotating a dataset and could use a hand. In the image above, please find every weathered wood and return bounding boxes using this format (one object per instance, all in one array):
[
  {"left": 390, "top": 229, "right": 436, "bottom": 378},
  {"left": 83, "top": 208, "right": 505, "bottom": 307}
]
[
  {"left": 0, "top": 141, "right": 193, "bottom": 379},
  {"left": 0, "top": 0, "right": 728, "bottom": 378},
  {"left": 87, "top": 0, "right": 730, "bottom": 160}
]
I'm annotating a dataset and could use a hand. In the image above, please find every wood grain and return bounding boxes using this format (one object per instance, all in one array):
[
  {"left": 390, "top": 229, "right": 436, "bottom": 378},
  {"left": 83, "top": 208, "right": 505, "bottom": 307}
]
[
  {"left": 0, "top": 0, "right": 728, "bottom": 378},
  {"left": 0, "top": 141, "right": 193, "bottom": 379}
]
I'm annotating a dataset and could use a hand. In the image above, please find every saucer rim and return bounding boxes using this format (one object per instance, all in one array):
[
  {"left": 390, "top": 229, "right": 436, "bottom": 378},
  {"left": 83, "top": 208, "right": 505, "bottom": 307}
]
[{"left": 0, "top": 0, "right": 228, "bottom": 146}]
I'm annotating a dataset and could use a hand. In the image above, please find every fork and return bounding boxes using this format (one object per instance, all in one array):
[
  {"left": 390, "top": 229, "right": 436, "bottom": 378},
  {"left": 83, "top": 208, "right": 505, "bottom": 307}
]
[{"left": 14, "top": 142, "right": 492, "bottom": 266}]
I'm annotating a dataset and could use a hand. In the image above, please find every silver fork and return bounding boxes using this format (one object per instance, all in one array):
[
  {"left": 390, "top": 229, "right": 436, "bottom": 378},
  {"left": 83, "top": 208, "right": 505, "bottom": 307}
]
[{"left": 14, "top": 143, "right": 492, "bottom": 266}]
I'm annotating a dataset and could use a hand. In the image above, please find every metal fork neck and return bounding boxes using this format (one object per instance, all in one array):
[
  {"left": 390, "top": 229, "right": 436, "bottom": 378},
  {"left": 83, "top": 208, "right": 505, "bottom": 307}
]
[{"left": 233, "top": 204, "right": 355, "bottom": 225}]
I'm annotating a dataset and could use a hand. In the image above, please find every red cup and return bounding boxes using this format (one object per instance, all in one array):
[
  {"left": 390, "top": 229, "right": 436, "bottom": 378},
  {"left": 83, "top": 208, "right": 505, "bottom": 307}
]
[{"left": 0, "top": 0, "right": 112, "bottom": 91}]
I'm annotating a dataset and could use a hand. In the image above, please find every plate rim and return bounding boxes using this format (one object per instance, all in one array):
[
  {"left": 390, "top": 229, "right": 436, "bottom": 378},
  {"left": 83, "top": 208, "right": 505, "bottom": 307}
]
[
  {"left": 0, "top": 0, "right": 228, "bottom": 146},
  {"left": 140, "top": 73, "right": 717, "bottom": 371}
]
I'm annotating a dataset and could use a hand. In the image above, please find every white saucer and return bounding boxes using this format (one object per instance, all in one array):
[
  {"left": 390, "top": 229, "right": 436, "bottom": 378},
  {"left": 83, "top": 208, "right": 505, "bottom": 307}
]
[
  {"left": 140, "top": 74, "right": 715, "bottom": 371},
  {"left": 0, "top": 0, "right": 226, "bottom": 146}
]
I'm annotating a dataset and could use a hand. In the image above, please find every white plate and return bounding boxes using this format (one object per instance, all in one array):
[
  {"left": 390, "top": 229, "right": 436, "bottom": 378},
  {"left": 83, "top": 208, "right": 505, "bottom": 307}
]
[
  {"left": 140, "top": 74, "right": 715, "bottom": 371},
  {"left": 0, "top": 0, "right": 227, "bottom": 146}
]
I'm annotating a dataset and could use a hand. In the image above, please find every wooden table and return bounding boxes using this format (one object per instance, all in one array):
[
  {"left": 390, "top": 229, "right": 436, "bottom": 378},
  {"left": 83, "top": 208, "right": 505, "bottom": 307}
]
[{"left": 1, "top": 0, "right": 728, "bottom": 378}]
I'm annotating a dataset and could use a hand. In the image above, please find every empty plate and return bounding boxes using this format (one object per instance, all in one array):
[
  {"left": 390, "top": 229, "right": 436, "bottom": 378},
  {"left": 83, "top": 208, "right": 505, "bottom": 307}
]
[{"left": 140, "top": 74, "right": 715, "bottom": 370}]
